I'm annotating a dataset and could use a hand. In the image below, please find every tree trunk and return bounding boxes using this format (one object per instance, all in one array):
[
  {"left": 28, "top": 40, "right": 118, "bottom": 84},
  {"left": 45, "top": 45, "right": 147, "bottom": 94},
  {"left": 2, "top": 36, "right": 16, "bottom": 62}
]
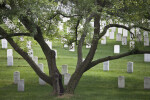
[{"left": 34, "top": 26, "right": 64, "bottom": 95}]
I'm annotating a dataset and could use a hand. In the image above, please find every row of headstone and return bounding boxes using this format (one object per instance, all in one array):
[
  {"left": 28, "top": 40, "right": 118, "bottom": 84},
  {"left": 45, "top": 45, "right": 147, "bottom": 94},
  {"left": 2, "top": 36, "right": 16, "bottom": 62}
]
[
  {"left": 103, "top": 29, "right": 149, "bottom": 47},
  {"left": 13, "top": 71, "right": 24, "bottom": 91},
  {"left": 14, "top": 65, "right": 46, "bottom": 92},
  {"left": 14, "top": 63, "right": 47, "bottom": 92},
  {"left": 118, "top": 76, "right": 150, "bottom": 89},
  {"left": 103, "top": 61, "right": 133, "bottom": 73}
]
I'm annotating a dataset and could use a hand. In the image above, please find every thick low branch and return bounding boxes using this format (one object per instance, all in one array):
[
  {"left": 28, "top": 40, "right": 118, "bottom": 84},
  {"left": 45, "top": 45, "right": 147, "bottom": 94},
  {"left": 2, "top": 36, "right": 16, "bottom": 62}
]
[
  {"left": 0, "top": 33, "right": 31, "bottom": 39},
  {"left": 98, "top": 24, "right": 134, "bottom": 40},
  {"left": 0, "top": 27, "right": 52, "bottom": 85},
  {"left": 85, "top": 49, "right": 150, "bottom": 72}
]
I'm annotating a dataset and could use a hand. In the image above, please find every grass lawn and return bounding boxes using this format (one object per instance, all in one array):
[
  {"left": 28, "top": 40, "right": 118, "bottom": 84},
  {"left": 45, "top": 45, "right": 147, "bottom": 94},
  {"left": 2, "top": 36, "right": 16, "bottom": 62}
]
[{"left": 0, "top": 37, "right": 150, "bottom": 100}]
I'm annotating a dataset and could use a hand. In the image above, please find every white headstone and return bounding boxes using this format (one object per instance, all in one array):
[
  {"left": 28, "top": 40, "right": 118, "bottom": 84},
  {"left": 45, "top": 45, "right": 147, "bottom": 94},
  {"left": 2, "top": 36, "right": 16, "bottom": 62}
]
[
  {"left": 122, "top": 37, "right": 127, "bottom": 45},
  {"left": 7, "top": 49, "right": 13, "bottom": 57},
  {"left": 26, "top": 41, "right": 31, "bottom": 49},
  {"left": 69, "top": 43, "right": 75, "bottom": 52},
  {"left": 144, "top": 37, "right": 149, "bottom": 46},
  {"left": 114, "top": 45, "right": 120, "bottom": 54},
  {"left": 18, "top": 79, "right": 24, "bottom": 92},
  {"left": 7, "top": 56, "right": 13, "bottom": 66},
  {"left": 32, "top": 56, "right": 38, "bottom": 64},
  {"left": 143, "top": 31, "right": 149, "bottom": 37},
  {"left": 103, "top": 61, "right": 109, "bottom": 71},
  {"left": 38, "top": 63, "right": 46, "bottom": 85},
  {"left": 118, "top": 28, "right": 122, "bottom": 34},
  {"left": 144, "top": 77, "right": 150, "bottom": 89},
  {"left": 130, "top": 41, "right": 135, "bottom": 50},
  {"left": 62, "top": 65, "right": 68, "bottom": 75},
  {"left": 123, "top": 29, "right": 128, "bottom": 37},
  {"left": 64, "top": 73, "right": 71, "bottom": 85},
  {"left": 116, "top": 33, "right": 122, "bottom": 41},
  {"left": 111, "top": 27, "right": 116, "bottom": 32},
  {"left": 136, "top": 34, "right": 142, "bottom": 41},
  {"left": 144, "top": 54, "right": 150, "bottom": 62},
  {"left": 101, "top": 36, "right": 106, "bottom": 44},
  {"left": 14, "top": 71, "right": 20, "bottom": 84},
  {"left": 127, "top": 62, "right": 133, "bottom": 73},
  {"left": 86, "top": 43, "right": 91, "bottom": 48},
  {"left": 118, "top": 76, "right": 125, "bottom": 88},
  {"left": 109, "top": 32, "right": 115, "bottom": 39},
  {"left": 1, "top": 39, "right": 7, "bottom": 49}
]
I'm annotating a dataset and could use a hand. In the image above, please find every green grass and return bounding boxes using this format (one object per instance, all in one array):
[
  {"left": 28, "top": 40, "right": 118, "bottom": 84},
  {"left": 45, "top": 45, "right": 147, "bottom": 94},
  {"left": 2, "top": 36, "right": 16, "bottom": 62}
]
[{"left": 0, "top": 37, "right": 150, "bottom": 100}]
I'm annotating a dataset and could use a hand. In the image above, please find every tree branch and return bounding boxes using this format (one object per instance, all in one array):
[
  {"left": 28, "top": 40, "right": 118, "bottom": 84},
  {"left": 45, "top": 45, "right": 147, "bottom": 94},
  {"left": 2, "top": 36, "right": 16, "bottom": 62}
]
[
  {"left": 75, "top": 18, "right": 81, "bottom": 45},
  {"left": 131, "top": 25, "right": 150, "bottom": 32},
  {"left": 76, "top": 13, "right": 94, "bottom": 69},
  {"left": 0, "top": 27, "right": 53, "bottom": 85},
  {"left": 0, "top": 33, "right": 31, "bottom": 39},
  {"left": 98, "top": 24, "right": 134, "bottom": 40},
  {"left": 85, "top": 49, "right": 150, "bottom": 72}
]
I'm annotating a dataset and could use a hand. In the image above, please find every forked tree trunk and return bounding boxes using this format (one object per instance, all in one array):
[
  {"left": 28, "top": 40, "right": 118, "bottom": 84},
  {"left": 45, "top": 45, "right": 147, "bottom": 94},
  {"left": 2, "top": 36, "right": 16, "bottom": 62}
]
[{"left": 65, "top": 13, "right": 100, "bottom": 94}]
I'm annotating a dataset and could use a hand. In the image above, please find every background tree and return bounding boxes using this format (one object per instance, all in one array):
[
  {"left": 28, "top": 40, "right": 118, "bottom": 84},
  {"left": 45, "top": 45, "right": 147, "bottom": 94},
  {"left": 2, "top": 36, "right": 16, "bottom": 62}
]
[{"left": 0, "top": 0, "right": 150, "bottom": 96}]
